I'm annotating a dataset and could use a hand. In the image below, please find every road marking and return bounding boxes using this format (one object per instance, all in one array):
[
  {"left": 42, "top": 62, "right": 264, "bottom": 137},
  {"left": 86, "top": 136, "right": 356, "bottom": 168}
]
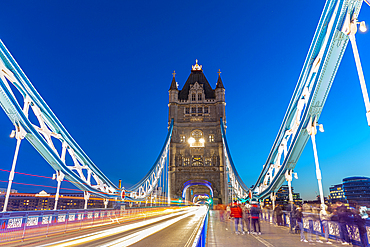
[{"left": 253, "top": 235, "right": 275, "bottom": 247}]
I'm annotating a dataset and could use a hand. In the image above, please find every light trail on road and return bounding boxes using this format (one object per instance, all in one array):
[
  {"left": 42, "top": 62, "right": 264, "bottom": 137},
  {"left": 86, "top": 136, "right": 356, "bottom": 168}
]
[{"left": 40, "top": 206, "right": 207, "bottom": 247}]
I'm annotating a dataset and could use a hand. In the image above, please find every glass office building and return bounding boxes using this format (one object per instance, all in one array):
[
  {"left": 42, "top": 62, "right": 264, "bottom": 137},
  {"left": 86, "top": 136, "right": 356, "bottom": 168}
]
[{"left": 342, "top": 176, "right": 370, "bottom": 206}]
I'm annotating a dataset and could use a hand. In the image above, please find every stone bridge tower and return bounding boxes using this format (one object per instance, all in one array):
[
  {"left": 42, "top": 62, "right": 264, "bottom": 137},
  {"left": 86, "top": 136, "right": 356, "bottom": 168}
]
[{"left": 168, "top": 60, "right": 227, "bottom": 204}]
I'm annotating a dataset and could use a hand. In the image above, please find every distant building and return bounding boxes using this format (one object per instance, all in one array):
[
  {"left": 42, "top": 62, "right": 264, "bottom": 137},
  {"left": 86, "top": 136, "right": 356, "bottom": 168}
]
[
  {"left": 329, "top": 184, "right": 345, "bottom": 203},
  {"left": 328, "top": 177, "right": 370, "bottom": 206},
  {"left": 0, "top": 188, "right": 18, "bottom": 194},
  {"left": 343, "top": 177, "right": 370, "bottom": 206},
  {"left": 264, "top": 185, "right": 302, "bottom": 207},
  {"left": 0, "top": 191, "right": 112, "bottom": 211}
]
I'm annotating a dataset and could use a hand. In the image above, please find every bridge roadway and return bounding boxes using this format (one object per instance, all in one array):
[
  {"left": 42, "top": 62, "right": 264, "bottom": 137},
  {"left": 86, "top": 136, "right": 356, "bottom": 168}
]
[
  {"left": 1, "top": 206, "right": 207, "bottom": 247},
  {"left": 207, "top": 210, "right": 341, "bottom": 247}
]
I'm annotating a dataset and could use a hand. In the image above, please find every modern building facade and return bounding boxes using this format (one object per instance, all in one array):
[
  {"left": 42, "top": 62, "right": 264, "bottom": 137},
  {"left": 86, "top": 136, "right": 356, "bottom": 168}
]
[
  {"left": 168, "top": 60, "right": 227, "bottom": 204},
  {"left": 342, "top": 176, "right": 370, "bottom": 206},
  {"left": 328, "top": 177, "right": 370, "bottom": 206},
  {"left": 329, "top": 183, "right": 345, "bottom": 203},
  {"left": 263, "top": 185, "right": 302, "bottom": 207}
]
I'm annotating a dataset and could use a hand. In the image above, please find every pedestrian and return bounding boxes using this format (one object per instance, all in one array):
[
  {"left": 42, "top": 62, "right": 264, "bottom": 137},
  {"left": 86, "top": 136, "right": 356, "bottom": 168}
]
[
  {"left": 230, "top": 201, "right": 244, "bottom": 234},
  {"left": 287, "top": 203, "right": 297, "bottom": 233},
  {"left": 250, "top": 201, "right": 261, "bottom": 235},
  {"left": 219, "top": 204, "right": 225, "bottom": 222},
  {"left": 330, "top": 206, "right": 341, "bottom": 243},
  {"left": 320, "top": 204, "right": 332, "bottom": 244},
  {"left": 336, "top": 201, "right": 350, "bottom": 245},
  {"left": 275, "top": 205, "right": 283, "bottom": 226},
  {"left": 242, "top": 203, "right": 251, "bottom": 234},
  {"left": 354, "top": 206, "right": 368, "bottom": 247},
  {"left": 225, "top": 204, "right": 231, "bottom": 230},
  {"left": 296, "top": 207, "right": 307, "bottom": 242},
  {"left": 307, "top": 206, "right": 322, "bottom": 243}
]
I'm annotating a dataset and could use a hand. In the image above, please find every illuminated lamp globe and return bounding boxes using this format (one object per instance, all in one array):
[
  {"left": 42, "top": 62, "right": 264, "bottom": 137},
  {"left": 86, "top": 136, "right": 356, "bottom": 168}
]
[
  {"left": 188, "top": 137, "right": 195, "bottom": 145},
  {"left": 359, "top": 21, "right": 367, "bottom": 32},
  {"left": 199, "top": 138, "right": 205, "bottom": 143}
]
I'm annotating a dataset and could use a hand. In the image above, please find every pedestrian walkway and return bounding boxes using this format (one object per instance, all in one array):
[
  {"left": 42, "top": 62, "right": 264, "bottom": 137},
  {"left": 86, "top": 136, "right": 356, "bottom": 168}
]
[{"left": 206, "top": 210, "right": 342, "bottom": 247}]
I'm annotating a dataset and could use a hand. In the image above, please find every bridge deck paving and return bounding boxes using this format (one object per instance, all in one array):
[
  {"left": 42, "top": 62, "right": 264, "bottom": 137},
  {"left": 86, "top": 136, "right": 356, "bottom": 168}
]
[{"left": 206, "top": 210, "right": 343, "bottom": 247}]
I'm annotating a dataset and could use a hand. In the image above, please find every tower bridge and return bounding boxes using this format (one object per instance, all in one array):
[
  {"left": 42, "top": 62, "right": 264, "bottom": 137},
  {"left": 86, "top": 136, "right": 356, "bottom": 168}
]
[
  {"left": 168, "top": 60, "right": 227, "bottom": 205},
  {"left": 0, "top": 0, "right": 369, "bottom": 246}
]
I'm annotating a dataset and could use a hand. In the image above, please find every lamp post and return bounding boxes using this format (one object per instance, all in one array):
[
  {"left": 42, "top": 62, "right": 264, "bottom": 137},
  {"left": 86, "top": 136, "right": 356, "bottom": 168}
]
[
  {"left": 3, "top": 127, "right": 25, "bottom": 212},
  {"left": 285, "top": 169, "right": 298, "bottom": 233},
  {"left": 343, "top": 15, "right": 370, "bottom": 125},
  {"left": 53, "top": 171, "right": 65, "bottom": 210},
  {"left": 306, "top": 116, "right": 325, "bottom": 208}
]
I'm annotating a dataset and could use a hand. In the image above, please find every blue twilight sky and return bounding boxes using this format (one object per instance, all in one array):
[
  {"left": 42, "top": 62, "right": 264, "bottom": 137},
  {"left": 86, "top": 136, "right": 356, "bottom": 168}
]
[{"left": 0, "top": 1, "right": 369, "bottom": 200}]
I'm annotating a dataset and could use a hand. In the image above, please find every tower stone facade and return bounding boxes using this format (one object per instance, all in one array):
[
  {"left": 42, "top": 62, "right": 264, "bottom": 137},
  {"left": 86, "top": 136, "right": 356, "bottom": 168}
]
[{"left": 168, "top": 60, "right": 227, "bottom": 204}]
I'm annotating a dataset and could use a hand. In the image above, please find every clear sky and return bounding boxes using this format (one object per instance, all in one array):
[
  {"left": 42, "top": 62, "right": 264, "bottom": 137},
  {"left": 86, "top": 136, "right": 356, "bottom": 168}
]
[{"left": 0, "top": 1, "right": 369, "bottom": 200}]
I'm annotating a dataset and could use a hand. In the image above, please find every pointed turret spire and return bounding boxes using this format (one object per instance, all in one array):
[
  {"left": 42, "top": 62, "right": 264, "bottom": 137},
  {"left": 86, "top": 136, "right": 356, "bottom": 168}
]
[
  {"left": 216, "top": 69, "right": 225, "bottom": 89},
  {"left": 169, "top": 70, "right": 178, "bottom": 90}
]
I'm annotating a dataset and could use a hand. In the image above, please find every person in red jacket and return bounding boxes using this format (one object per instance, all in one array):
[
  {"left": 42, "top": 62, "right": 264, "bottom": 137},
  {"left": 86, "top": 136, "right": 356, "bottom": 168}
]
[{"left": 230, "top": 201, "right": 244, "bottom": 234}]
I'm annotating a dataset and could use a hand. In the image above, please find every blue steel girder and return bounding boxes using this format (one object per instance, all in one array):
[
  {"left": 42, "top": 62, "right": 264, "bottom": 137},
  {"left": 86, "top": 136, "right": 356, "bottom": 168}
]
[
  {"left": 253, "top": 0, "right": 365, "bottom": 199},
  {"left": 0, "top": 41, "right": 122, "bottom": 199}
]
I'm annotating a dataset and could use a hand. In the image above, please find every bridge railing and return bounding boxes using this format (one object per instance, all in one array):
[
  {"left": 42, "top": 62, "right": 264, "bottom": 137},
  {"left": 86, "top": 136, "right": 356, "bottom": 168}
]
[
  {"left": 0, "top": 206, "right": 181, "bottom": 243},
  {"left": 261, "top": 209, "right": 370, "bottom": 246},
  {"left": 192, "top": 206, "right": 209, "bottom": 247}
]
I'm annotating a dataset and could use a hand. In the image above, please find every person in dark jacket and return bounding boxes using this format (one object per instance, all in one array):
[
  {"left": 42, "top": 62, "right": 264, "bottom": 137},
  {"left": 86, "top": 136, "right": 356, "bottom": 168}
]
[
  {"left": 275, "top": 205, "right": 283, "bottom": 226},
  {"left": 230, "top": 201, "right": 244, "bottom": 234},
  {"left": 336, "top": 201, "right": 350, "bottom": 245},
  {"left": 250, "top": 202, "right": 261, "bottom": 235},
  {"left": 354, "top": 207, "right": 367, "bottom": 247},
  {"left": 295, "top": 207, "right": 307, "bottom": 242}
]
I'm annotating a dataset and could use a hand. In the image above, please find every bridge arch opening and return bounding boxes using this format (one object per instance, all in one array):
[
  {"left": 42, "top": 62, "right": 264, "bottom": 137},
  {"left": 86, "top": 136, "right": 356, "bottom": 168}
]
[
  {"left": 193, "top": 193, "right": 211, "bottom": 204},
  {"left": 182, "top": 180, "right": 213, "bottom": 203}
]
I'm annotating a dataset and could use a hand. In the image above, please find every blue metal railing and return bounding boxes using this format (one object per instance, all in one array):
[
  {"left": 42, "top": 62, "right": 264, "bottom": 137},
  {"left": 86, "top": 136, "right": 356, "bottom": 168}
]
[
  {"left": 261, "top": 209, "right": 370, "bottom": 246},
  {"left": 192, "top": 207, "right": 209, "bottom": 247}
]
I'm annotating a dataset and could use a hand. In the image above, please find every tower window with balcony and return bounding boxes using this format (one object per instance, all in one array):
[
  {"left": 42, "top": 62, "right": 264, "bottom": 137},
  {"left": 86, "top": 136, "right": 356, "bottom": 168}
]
[
  {"left": 198, "top": 94, "right": 202, "bottom": 101},
  {"left": 192, "top": 94, "right": 196, "bottom": 101},
  {"left": 180, "top": 135, "right": 186, "bottom": 143},
  {"left": 209, "top": 134, "right": 214, "bottom": 142}
]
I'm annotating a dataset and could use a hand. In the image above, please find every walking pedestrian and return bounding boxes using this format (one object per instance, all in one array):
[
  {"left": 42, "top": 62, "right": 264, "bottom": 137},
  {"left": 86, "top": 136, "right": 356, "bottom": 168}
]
[
  {"left": 230, "top": 201, "right": 244, "bottom": 234},
  {"left": 336, "top": 201, "right": 350, "bottom": 245},
  {"left": 307, "top": 206, "right": 322, "bottom": 243},
  {"left": 354, "top": 206, "right": 368, "bottom": 247},
  {"left": 225, "top": 204, "right": 231, "bottom": 230},
  {"left": 320, "top": 204, "right": 332, "bottom": 244},
  {"left": 219, "top": 204, "right": 226, "bottom": 222},
  {"left": 275, "top": 205, "right": 283, "bottom": 226},
  {"left": 296, "top": 207, "right": 308, "bottom": 242},
  {"left": 242, "top": 203, "right": 251, "bottom": 234},
  {"left": 250, "top": 201, "right": 261, "bottom": 235}
]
